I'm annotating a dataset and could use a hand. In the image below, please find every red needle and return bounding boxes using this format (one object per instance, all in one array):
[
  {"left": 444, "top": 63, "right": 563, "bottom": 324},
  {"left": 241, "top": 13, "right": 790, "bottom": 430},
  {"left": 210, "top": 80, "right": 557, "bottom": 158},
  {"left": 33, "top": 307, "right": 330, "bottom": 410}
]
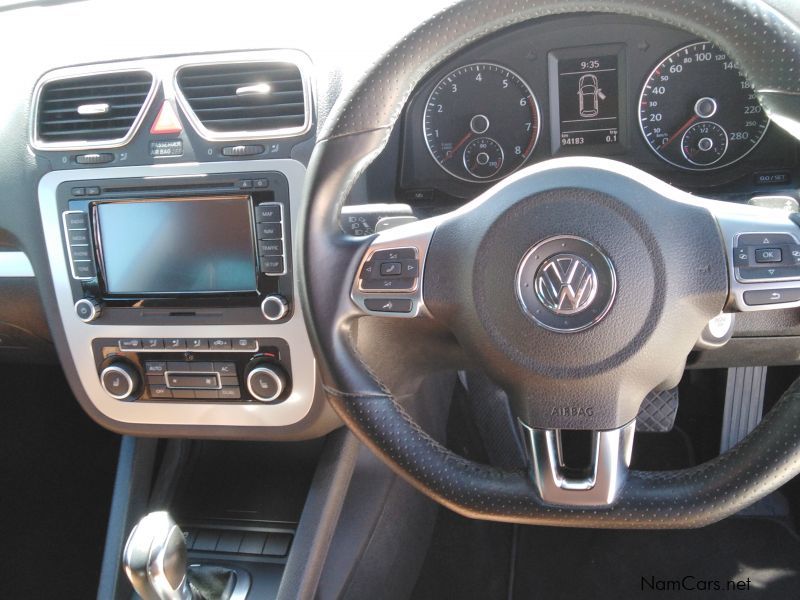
[
  {"left": 445, "top": 131, "right": 473, "bottom": 161},
  {"left": 662, "top": 114, "right": 699, "bottom": 149}
]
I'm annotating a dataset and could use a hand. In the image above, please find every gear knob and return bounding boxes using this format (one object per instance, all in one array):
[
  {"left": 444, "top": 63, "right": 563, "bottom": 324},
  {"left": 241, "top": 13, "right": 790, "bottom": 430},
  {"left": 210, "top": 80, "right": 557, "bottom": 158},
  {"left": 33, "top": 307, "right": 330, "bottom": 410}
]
[{"left": 123, "top": 511, "right": 193, "bottom": 600}]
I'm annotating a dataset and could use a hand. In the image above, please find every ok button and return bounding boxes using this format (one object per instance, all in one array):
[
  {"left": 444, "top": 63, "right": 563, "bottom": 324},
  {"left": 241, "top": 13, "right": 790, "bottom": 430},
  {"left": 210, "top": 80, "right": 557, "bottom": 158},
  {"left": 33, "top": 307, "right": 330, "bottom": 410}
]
[{"left": 755, "top": 248, "right": 782, "bottom": 263}]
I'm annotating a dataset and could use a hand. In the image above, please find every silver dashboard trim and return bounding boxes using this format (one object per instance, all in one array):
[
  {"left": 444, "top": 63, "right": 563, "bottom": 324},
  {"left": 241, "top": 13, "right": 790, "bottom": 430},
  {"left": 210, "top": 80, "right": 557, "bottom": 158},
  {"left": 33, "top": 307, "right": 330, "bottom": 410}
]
[
  {"left": 0, "top": 252, "right": 34, "bottom": 277},
  {"left": 39, "top": 158, "right": 317, "bottom": 428}
]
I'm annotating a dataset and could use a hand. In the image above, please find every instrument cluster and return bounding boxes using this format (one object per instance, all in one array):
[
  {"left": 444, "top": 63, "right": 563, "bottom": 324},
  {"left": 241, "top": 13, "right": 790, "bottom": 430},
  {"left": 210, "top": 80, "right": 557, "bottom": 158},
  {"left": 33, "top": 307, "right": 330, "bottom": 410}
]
[{"left": 400, "top": 15, "right": 796, "bottom": 199}]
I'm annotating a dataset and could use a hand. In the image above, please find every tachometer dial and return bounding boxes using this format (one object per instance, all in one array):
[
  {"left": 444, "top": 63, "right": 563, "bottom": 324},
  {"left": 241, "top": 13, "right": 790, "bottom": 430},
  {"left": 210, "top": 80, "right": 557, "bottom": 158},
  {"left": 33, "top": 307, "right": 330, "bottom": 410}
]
[
  {"left": 638, "top": 41, "right": 769, "bottom": 170},
  {"left": 423, "top": 63, "right": 540, "bottom": 182}
]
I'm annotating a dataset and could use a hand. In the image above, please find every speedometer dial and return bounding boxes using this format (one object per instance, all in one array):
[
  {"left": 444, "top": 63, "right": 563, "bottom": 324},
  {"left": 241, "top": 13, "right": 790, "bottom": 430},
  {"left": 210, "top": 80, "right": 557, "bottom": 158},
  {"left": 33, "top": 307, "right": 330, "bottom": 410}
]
[
  {"left": 639, "top": 41, "right": 769, "bottom": 170},
  {"left": 423, "top": 63, "right": 540, "bottom": 182}
]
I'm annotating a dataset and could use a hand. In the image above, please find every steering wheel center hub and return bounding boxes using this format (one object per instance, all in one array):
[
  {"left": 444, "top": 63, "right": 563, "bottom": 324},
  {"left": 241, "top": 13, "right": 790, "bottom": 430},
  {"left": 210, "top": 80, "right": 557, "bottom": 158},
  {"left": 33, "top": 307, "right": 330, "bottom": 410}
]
[{"left": 517, "top": 235, "right": 616, "bottom": 332}]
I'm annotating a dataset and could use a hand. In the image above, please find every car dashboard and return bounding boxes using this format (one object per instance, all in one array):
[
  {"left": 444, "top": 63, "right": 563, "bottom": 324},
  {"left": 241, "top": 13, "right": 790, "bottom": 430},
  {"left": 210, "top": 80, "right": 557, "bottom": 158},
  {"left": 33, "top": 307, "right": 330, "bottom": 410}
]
[{"left": 0, "top": 2, "right": 797, "bottom": 442}]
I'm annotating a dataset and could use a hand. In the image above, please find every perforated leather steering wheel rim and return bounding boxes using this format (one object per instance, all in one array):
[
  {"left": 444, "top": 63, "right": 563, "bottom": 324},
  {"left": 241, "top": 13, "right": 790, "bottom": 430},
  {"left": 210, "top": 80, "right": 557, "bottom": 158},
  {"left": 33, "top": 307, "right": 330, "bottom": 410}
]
[{"left": 299, "top": 0, "right": 800, "bottom": 528}]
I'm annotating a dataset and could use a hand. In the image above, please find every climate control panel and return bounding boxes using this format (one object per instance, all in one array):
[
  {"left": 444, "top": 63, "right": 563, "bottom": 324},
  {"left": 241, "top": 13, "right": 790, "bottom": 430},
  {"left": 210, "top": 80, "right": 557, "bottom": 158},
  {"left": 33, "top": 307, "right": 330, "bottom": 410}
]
[{"left": 93, "top": 337, "right": 292, "bottom": 404}]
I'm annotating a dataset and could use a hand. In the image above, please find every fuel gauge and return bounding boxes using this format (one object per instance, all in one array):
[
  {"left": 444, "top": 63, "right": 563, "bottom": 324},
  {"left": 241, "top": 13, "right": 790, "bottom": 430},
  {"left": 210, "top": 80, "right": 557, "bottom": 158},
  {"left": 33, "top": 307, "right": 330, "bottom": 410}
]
[{"left": 680, "top": 121, "right": 728, "bottom": 167}]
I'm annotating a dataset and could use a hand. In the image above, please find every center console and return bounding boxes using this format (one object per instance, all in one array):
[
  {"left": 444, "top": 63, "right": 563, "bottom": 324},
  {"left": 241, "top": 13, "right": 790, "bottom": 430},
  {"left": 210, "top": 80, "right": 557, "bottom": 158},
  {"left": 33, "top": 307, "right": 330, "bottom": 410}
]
[{"left": 39, "top": 159, "right": 325, "bottom": 434}]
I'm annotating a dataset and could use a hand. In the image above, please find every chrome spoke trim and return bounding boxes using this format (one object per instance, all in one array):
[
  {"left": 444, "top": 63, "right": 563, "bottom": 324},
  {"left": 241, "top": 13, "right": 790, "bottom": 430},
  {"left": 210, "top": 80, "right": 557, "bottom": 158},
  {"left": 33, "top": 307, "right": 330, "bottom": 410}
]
[{"left": 519, "top": 419, "right": 635, "bottom": 507}]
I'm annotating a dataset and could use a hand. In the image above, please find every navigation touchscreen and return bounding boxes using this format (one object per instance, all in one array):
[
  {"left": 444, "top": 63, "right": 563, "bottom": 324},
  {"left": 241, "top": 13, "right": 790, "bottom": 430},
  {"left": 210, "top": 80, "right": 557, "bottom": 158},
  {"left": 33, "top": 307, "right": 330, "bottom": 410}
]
[{"left": 96, "top": 196, "right": 257, "bottom": 295}]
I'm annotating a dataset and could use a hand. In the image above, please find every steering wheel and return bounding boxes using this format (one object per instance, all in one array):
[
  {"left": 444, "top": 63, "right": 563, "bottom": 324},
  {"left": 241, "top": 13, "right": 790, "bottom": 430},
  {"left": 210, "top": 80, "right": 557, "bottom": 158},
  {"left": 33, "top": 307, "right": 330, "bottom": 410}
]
[{"left": 299, "top": 0, "right": 800, "bottom": 528}]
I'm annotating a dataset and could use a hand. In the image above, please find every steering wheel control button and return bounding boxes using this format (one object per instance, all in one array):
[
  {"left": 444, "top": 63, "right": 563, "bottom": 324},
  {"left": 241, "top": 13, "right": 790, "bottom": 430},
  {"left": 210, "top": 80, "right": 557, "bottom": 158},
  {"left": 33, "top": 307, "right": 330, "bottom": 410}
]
[
  {"left": 261, "top": 294, "right": 289, "bottom": 321},
  {"left": 733, "top": 247, "right": 750, "bottom": 266},
  {"left": 379, "top": 261, "right": 402, "bottom": 276},
  {"left": 516, "top": 236, "right": 616, "bottom": 333},
  {"left": 364, "top": 298, "right": 413, "bottom": 313},
  {"left": 247, "top": 364, "right": 287, "bottom": 402},
  {"left": 737, "top": 233, "right": 796, "bottom": 246},
  {"left": 738, "top": 266, "right": 800, "bottom": 281},
  {"left": 100, "top": 362, "right": 139, "bottom": 400},
  {"left": 74, "top": 298, "right": 101, "bottom": 322},
  {"left": 755, "top": 248, "right": 782, "bottom": 263},
  {"left": 359, "top": 247, "right": 419, "bottom": 293},
  {"left": 743, "top": 288, "right": 800, "bottom": 306}
]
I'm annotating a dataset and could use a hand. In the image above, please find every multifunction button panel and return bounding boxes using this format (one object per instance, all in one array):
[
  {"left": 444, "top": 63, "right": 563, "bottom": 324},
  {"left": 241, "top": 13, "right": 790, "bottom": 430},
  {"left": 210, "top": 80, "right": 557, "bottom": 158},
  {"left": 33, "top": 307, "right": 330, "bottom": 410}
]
[
  {"left": 355, "top": 247, "right": 420, "bottom": 315},
  {"left": 252, "top": 199, "right": 287, "bottom": 276},
  {"left": 62, "top": 211, "right": 97, "bottom": 279},
  {"left": 93, "top": 337, "right": 292, "bottom": 403},
  {"left": 733, "top": 232, "right": 800, "bottom": 306}
]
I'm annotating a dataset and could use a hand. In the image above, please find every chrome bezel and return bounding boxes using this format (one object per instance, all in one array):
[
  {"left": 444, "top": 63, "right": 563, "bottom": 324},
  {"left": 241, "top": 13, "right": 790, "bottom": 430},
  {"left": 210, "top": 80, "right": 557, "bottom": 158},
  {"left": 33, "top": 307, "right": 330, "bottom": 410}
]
[
  {"left": 173, "top": 50, "right": 313, "bottom": 142},
  {"left": 30, "top": 67, "right": 158, "bottom": 152}
]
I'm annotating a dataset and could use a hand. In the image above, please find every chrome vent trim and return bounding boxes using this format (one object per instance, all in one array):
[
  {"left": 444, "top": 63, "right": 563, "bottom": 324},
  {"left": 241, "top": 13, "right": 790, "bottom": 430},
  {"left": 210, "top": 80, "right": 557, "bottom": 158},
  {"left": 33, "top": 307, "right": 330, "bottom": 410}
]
[
  {"left": 174, "top": 51, "right": 312, "bottom": 141},
  {"left": 31, "top": 68, "right": 157, "bottom": 151}
]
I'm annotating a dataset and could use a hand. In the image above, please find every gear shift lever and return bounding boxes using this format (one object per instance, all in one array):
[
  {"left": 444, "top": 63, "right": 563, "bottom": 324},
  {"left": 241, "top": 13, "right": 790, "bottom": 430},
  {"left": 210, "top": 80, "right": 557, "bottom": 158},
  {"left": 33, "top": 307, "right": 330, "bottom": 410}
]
[{"left": 123, "top": 511, "right": 193, "bottom": 600}]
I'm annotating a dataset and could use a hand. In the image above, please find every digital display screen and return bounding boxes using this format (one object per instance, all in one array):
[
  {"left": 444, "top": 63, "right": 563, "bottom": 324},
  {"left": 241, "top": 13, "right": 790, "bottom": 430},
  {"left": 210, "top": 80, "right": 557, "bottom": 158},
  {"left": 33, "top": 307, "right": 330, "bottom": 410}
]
[
  {"left": 557, "top": 54, "right": 619, "bottom": 147},
  {"left": 96, "top": 196, "right": 257, "bottom": 295}
]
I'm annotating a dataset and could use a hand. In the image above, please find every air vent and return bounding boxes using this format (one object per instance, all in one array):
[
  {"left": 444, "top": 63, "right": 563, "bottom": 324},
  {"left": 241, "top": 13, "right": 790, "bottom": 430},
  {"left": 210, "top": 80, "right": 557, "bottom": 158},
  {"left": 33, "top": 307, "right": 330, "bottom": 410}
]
[
  {"left": 176, "top": 61, "right": 309, "bottom": 140},
  {"left": 34, "top": 70, "right": 154, "bottom": 149}
]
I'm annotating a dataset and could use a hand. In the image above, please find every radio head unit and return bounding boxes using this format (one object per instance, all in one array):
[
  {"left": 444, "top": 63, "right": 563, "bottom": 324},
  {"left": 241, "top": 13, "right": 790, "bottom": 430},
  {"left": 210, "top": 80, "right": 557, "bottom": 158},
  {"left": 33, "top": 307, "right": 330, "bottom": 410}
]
[{"left": 59, "top": 171, "right": 291, "bottom": 317}]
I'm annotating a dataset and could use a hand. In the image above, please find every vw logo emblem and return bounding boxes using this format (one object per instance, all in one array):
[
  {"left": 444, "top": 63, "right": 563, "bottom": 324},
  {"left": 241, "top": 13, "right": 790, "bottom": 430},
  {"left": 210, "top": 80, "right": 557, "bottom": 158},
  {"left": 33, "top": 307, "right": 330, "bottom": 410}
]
[
  {"left": 535, "top": 254, "right": 598, "bottom": 315},
  {"left": 515, "top": 236, "right": 616, "bottom": 333}
]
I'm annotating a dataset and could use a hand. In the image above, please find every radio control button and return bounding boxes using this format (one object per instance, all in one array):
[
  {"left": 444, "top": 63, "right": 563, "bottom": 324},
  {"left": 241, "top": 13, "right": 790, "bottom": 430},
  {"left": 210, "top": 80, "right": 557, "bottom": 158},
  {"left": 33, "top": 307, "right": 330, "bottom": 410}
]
[
  {"left": 259, "top": 240, "right": 283, "bottom": 255},
  {"left": 67, "top": 229, "right": 89, "bottom": 244},
  {"left": 119, "top": 338, "right": 142, "bottom": 350},
  {"left": 71, "top": 187, "right": 86, "bottom": 197},
  {"left": 255, "top": 203, "right": 282, "bottom": 223},
  {"left": 75, "top": 298, "right": 101, "bottom": 322},
  {"left": 257, "top": 223, "right": 282, "bottom": 239},
  {"left": 64, "top": 212, "right": 89, "bottom": 229},
  {"left": 85, "top": 186, "right": 101, "bottom": 195},
  {"left": 187, "top": 338, "right": 208, "bottom": 350},
  {"left": 164, "top": 338, "right": 186, "bottom": 350},
  {"left": 72, "top": 261, "right": 96, "bottom": 278},
  {"left": 70, "top": 246, "right": 91, "bottom": 260},
  {"left": 260, "top": 256, "right": 285, "bottom": 274},
  {"left": 261, "top": 295, "right": 289, "bottom": 321},
  {"left": 219, "top": 386, "right": 241, "bottom": 400}
]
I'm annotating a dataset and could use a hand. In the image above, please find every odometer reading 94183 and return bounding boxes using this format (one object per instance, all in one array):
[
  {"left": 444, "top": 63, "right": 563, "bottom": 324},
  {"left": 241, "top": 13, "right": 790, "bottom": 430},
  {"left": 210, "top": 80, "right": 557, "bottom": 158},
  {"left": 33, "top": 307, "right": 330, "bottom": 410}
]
[
  {"left": 423, "top": 63, "right": 540, "bottom": 182},
  {"left": 639, "top": 41, "right": 769, "bottom": 170}
]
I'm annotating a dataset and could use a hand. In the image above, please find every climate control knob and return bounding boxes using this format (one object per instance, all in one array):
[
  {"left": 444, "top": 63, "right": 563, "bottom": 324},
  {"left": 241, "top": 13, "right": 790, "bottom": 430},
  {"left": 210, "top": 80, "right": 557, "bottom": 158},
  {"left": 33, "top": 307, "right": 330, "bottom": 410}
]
[
  {"left": 246, "top": 363, "right": 288, "bottom": 402},
  {"left": 100, "top": 360, "right": 140, "bottom": 400},
  {"left": 261, "top": 294, "right": 289, "bottom": 321}
]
